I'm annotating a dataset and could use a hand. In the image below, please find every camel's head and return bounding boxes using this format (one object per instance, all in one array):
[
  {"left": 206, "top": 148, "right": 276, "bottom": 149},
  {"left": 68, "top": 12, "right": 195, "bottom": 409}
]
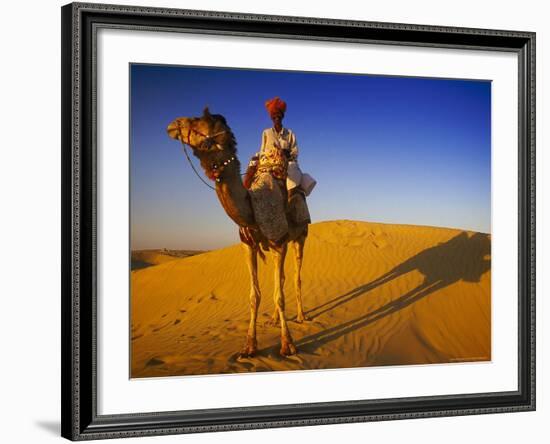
[{"left": 167, "top": 107, "right": 235, "bottom": 154}]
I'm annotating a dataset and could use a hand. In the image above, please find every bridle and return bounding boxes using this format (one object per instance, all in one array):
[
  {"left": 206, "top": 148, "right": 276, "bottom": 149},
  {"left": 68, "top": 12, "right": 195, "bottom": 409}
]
[
  {"left": 175, "top": 121, "right": 236, "bottom": 190},
  {"left": 177, "top": 121, "right": 227, "bottom": 152}
]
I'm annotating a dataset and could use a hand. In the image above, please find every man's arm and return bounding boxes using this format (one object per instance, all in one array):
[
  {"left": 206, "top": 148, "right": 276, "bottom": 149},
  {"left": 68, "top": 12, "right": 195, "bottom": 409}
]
[
  {"left": 289, "top": 131, "right": 299, "bottom": 161},
  {"left": 259, "top": 129, "right": 267, "bottom": 154}
]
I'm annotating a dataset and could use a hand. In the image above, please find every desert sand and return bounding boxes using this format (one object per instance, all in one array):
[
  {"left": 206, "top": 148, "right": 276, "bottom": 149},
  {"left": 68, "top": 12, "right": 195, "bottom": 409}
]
[
  {"left": 131, "top": 249, "right": 205, "bottom": 270},
  {"left": 131, "top": 220, "right": 491, "bottom": 378}
]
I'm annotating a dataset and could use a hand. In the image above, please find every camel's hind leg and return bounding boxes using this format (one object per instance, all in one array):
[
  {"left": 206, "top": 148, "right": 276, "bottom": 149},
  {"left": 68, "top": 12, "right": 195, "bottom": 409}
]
[
  {"left": 292, "top": 234, "right": 308, "bottom": 323},
  {"left": 272, "top": 244, "right": 297, "bottom": 356},
  {"left": 239, "top": 243, "right": 261, "bottom": 358},
  {"left": 270, "top": 233, "right": 308, "bottom": 324}
]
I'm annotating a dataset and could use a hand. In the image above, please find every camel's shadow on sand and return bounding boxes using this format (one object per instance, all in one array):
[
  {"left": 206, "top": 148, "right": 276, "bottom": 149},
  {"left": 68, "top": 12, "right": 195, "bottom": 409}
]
[{"left": 256, "top": 231, "right": 491, "bottom": 358}]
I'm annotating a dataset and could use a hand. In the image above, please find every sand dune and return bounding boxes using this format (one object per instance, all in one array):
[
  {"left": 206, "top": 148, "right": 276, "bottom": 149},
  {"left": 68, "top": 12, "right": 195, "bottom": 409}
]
[
  {"left": 131, "top": 220, "right": 491, "bottom": 378},
  {"left": 131, "top": 249, "right": 205, "bottom": 270}
]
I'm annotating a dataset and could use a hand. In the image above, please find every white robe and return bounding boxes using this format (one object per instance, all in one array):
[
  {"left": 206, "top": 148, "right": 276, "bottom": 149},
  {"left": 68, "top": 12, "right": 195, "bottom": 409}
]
[{"left": 259, "top": 127, "right": 314, "bottom": 192}]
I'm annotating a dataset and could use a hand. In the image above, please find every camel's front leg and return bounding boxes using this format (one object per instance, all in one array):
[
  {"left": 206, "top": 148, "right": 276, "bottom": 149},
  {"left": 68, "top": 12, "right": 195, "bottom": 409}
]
[
  {"left": 293, "top": 236, "right": 308, "bottom": 323},
  {"left": 239, "top": 243, "right": 261, "bottom": 358},
  {"left": 272, "top": 245, "right": 297, "bottom": 356},
  {"left": 270, "top": 252, "right": 285, "bottom": 325}
]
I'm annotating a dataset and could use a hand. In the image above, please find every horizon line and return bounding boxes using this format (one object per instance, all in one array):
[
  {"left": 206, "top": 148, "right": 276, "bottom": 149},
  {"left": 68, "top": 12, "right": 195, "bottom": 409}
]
[{"left": 131, "top": 218, "right": 491, "bottom": 252}]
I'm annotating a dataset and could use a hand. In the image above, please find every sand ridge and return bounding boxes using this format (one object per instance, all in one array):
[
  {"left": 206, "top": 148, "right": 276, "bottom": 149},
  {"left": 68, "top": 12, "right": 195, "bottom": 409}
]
[
  {"left": 131, "top": 249, "right": 205, "bottom": 270},
  {"left": 131, "top": 220, "right": 491, "bottom": 377}
]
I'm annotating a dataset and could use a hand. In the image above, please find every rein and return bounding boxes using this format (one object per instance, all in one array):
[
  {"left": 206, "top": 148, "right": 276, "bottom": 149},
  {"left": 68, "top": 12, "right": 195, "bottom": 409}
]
[
  {"left": 179, "top": 141, "right": 216, "bottom": 191},
  {"left": 176, "top": 124, "right": 237, "bottom": 191}
]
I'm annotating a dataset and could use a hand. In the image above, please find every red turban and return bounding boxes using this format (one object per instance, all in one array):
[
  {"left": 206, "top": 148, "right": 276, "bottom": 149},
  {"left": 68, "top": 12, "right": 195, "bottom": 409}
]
[{"left": 265, "top": 97, "right": 287, "bottom": 117}]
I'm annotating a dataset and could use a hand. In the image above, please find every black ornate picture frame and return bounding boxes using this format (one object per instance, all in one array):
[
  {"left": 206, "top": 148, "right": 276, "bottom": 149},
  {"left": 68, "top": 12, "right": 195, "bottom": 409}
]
[{"left": 61, "top": 2, "right": 535, "bottom": 440}]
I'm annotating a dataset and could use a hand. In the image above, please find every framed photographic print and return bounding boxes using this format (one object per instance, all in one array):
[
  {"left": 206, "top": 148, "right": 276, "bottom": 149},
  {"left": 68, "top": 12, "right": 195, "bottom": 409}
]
[{"left": 61, "top": 2, "right": 536, "bottom": 440}]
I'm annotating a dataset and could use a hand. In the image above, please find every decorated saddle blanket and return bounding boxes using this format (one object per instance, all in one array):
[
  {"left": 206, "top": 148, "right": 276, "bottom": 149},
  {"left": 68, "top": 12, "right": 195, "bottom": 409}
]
[{"left": 248, "top": 171, "right": 289, "bottom": 242}]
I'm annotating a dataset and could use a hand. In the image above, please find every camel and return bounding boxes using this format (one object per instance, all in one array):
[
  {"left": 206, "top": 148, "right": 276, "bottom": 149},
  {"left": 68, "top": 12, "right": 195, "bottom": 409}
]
[{"left": 167, "top": 108, "right": 309, "bottom": 357}]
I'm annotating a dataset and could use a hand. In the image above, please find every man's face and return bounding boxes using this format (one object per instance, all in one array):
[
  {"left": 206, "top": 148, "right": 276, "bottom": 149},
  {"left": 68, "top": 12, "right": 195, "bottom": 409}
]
[{"left": 271, "top": 112, "right": 283, "bottom": 128}]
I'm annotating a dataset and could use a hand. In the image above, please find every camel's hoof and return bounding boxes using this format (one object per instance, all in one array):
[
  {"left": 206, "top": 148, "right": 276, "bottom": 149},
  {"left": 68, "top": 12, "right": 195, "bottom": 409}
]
[
  {"left": 268, "top": 316, "right": 279, "bottom": 326},
  {"left": 238, "top": 347, "right": 257, "bottom": 359},
  {"left": 238, "top": 339, "right": 257, "bottom": 359},
  {"left": 280, "top": 341, "right": 297, "bottom": 357},
  {"left": 295, "top": 314, "right": 310, "bottom": 324}
]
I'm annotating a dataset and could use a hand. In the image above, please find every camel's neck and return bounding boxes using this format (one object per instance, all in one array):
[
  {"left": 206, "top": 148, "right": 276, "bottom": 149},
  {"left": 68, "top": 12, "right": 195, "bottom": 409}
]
[
  {"left": 208, "top": 157, "right": 255, "bottom": 228},
  {"left": 192, "top": 135, "right": 256, "bottom": 228}
]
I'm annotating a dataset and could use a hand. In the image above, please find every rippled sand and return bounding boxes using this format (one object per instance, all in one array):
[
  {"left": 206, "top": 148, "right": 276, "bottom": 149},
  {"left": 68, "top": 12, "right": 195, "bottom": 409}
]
[{"left": 131, "top": 220, "right": 491, "bottom": 378}]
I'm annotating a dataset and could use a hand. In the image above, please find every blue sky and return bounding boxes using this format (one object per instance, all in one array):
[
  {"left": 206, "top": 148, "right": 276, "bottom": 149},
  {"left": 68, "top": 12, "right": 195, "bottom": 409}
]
[{"left": 130, "top": 64, "right": 491, "bottom": 250}]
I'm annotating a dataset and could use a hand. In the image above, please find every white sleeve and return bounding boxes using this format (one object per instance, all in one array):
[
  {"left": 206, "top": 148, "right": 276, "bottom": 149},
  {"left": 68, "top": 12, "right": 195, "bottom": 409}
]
[
  {"left": 289, "top": 131, "right": 298, "bottom": 159},
  {"left": 259, "top": 129, "right": 267, "bottom": 154}
]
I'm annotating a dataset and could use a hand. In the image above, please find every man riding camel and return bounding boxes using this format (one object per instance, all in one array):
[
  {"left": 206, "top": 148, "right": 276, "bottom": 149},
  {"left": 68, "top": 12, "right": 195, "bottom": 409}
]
[{"left": 245, "top": 96, "right": 315, "bottom": 226}]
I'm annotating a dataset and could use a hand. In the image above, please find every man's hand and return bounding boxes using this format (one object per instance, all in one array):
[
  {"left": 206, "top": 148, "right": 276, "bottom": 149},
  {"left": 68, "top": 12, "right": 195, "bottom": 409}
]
[{"left": 248, "top": 155, "right": 259, "bottom": 167}]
